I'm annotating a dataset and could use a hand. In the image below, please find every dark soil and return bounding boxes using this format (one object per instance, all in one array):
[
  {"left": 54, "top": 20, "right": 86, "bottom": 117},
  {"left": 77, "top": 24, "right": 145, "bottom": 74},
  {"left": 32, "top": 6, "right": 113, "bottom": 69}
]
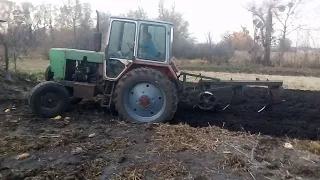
[
  {"left": 1, "top": 72, "right": 320, "bottom": 180},
  {"left": 173, "top": 87, "right": 320, "bottom": 140}
]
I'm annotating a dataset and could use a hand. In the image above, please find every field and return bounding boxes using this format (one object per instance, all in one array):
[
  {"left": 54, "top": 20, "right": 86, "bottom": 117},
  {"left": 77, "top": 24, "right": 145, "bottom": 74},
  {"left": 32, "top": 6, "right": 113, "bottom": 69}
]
[{"left": 0, "top": 59, "right": 320, "bottom": 180}]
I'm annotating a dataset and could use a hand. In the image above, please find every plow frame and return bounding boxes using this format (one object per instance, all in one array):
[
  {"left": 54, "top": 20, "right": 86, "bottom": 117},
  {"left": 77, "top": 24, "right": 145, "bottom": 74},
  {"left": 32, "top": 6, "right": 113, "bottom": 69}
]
[{"left": 177, "top": 71, "right": 285, "bottom": 112}]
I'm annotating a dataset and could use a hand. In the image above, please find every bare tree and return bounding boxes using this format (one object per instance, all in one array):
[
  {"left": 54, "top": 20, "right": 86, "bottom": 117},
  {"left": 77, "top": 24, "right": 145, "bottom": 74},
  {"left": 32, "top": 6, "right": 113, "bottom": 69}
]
[
  {"left": 70, "top": 0, "right": 82, "bottom": 49},
  {"left": 126, "top": 6, "right": 148, "bottom": 18},
  {"left": 10, "top": 8, "right": 29, "bottom": 71},
  {"left": 273, "top": 0, "right": 305, "bottom": 67},
  {"left": 99, "top": 12, "right": 111, "bottom": 51},
  {"left": 32, "top": 3, "right": 56, "bottom": 45},
  {"left": 245, "top": 1, "right": 276, "bottom": 65},
  {"left": 204, "top": 32, "right": 214, "bottom": 62},
  {"left": 157, "top": 0, "right": 194, "bottom": 58},
  {"left": 0, "top": 0, "right": 16, "bottom": 77},
  {"left": 232, "top": 26, "right": 263, "bottom": 63}
]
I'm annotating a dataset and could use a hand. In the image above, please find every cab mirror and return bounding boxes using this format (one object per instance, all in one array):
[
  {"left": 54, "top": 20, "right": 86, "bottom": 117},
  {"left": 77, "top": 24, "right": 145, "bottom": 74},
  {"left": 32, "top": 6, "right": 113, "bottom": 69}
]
[{"left": 94, "top": 32, "right": 102, "bottom": 52}]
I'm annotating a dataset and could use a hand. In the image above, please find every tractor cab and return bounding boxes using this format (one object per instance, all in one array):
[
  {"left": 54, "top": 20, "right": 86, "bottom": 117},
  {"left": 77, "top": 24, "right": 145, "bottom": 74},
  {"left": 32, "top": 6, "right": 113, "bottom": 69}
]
[{"left": 94, "top": 16, "right": 174, "bottom": 80}]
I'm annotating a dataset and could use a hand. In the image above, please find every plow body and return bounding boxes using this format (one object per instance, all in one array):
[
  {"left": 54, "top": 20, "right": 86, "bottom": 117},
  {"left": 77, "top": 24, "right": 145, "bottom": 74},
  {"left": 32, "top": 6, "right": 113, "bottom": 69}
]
[{"left": 178, "top": 71, "right": 284, "bottom": 112}]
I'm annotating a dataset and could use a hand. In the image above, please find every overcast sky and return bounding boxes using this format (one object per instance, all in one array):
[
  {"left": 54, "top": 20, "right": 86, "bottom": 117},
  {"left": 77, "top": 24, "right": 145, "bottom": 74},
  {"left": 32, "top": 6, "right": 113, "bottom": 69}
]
[{"left": 15, "top": 0, "right": 320, "bottom": 46}]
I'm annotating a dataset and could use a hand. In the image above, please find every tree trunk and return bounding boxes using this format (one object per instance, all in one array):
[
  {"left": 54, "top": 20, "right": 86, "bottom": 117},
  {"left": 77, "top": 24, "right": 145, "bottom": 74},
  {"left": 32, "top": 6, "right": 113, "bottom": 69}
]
[
  {"left": 264, "top": 8, "right": 273, "bottom": 66},
  {"left": 264, "top": 45, "right": 271, "bottom": 65},
  {"left": 49, "top": 18, "right": 55, "bottom": 44},
  {"left": 28, "top": 25, "right": 33, "bottom": 46},
  {"left": 73, "top": 19, "right": 76, "bottom": 49},
  {"left": 279, "top": 27, "right": 287, "bottom": 68},
  {"left": 14, "top": 53, "right": 17, "bottom": 72},
  {"left": 279, "top": 37, "right": 285, "bottom": 68},
  {"left": 4, "top": 42, "right": 9, "bottom": 71}
]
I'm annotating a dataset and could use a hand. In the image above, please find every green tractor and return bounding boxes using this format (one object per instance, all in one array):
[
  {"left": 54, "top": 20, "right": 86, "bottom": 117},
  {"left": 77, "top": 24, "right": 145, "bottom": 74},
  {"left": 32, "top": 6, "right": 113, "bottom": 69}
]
[{"left": 28, "top": 11, "right": 285, "bottom": 123}]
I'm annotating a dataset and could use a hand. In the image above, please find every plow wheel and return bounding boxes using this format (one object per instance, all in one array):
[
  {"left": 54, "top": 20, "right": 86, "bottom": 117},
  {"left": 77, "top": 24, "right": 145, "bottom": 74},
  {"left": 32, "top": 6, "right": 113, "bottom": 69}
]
[
  {"left": 29, "top": 81, "right": 70, "bottom": 118},
  {"left": 197, "top": 91, "right": 217, "bottom": 110},
  {"left": 114, "top": 68, "right": 178, "bottom": 123}
]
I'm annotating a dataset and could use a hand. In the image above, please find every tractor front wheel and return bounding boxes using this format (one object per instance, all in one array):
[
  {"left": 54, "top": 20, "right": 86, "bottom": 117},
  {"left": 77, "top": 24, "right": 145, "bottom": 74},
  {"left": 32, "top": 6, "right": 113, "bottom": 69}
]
[
  {"left": 29, "top": 81, "right": 70, "bottom": 118},
  {"left": 114, "top": 68, "right": 178, "bottom": 123}
]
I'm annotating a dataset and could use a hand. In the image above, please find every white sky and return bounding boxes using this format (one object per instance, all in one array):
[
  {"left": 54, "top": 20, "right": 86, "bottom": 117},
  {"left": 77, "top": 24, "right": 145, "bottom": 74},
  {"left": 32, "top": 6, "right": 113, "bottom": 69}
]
[{"left": 14, "top": 0, "right": 320, "bottom": 46}]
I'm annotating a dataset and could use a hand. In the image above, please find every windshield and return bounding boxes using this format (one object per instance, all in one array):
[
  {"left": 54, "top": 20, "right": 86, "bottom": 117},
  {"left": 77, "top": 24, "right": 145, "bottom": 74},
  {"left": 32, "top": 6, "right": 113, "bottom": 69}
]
[{"left": 107, "top": 20, "right": 136, "bottom": 59}]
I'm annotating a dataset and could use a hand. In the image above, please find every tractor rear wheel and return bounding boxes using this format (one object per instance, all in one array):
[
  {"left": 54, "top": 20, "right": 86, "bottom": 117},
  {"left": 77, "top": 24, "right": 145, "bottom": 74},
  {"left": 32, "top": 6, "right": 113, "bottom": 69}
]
[
  {"left": 29, "top": 81, "right": 70, "bottom": 118},
  {"left": 114, "top": 68, "right": 178, "bottom": 124}
]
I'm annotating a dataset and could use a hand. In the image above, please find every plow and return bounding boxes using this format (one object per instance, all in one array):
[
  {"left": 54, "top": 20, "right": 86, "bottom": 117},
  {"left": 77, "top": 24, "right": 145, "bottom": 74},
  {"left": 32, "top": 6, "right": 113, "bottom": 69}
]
[
  {"left": 178, "top": 71, "right": 284, "bottom": 113},
  {"left": 28, "top": 11, "right": 285, "bottom": 123}
]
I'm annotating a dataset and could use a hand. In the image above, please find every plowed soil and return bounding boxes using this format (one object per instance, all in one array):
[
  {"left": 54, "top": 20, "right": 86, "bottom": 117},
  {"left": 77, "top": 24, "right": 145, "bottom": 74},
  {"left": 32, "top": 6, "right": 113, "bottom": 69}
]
[{"left": 1, "top": 71, "right": 320, "bottom": 180}]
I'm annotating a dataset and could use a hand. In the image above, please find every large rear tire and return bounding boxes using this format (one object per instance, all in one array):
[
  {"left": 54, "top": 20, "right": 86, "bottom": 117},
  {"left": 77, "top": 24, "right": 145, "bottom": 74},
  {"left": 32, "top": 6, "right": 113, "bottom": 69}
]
[
  {"left": 29, "top": 81, "right": 70, "bottom": 118},
  {"left": 114, "top": 68, "right": 178, "bottom": 124}
]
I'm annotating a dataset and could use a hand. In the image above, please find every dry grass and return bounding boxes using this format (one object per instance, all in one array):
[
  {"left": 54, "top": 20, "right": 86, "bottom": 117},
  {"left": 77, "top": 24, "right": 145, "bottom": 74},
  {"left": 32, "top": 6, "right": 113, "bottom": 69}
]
[
  {"left": 153, "top": 124, "right": 220, "bottom": 153},
  {"left": 7, "top": 59, "right": 320, "bottom": 91},
  {"left": 9, "top": 59, "right": 49, "bottom": 73},
  {"left": 153, "top": 123, "right": 320, "bottom": 178},
  {"left": 105, "top": 137, "right": 132, "bottom": 153},
  {"left": 113, "top": 164, "right": 145, "bottom": 180},
  {"left": 152, "top": 124, "right": 256, "bottom": 153},
  {"left": 174, "top": 50, "right": 320, "bottom": 68},
  {"left": 111, "top": 160, "right": 188, "bottom": 180},
  {"left": 223, "top": 154, "right": 248, "bottom": 170},
  {"left": 294, "top": 140, "right": 320, "bottom": 155},
  {"left": 185, "top": 70, "right": 320, "bottom": 91}
]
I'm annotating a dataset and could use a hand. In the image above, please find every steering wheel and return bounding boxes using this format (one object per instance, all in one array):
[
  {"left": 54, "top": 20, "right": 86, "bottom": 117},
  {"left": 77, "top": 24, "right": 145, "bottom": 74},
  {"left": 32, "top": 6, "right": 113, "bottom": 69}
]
[
  {"left": 108, "top": 42, "right": 134, "bottom": 58},
  {"left": 116, "top": 42, "right": 133, "bottom": 58}
]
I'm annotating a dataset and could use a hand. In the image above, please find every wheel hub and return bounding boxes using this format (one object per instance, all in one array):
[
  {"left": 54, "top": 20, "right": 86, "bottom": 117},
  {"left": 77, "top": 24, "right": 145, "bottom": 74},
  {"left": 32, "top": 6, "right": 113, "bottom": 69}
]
[
  {"left": 40, "top": 93, "right": 59, "bottom": 108},
  {"left": 139, "top": 95, "right": 151, "bottom": 108},
  {"left": 198, "top": 91, "right": 216, "bottom": 110},
  {"left": 124, "top": 82, "right": 166, "bottom": 121}
]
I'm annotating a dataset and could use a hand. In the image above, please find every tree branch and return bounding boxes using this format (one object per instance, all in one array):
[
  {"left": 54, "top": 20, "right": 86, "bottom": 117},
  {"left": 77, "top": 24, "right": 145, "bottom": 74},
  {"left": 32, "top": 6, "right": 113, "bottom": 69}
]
[{"left": 242, "top": 4, "right": 266, "bottom": 23}]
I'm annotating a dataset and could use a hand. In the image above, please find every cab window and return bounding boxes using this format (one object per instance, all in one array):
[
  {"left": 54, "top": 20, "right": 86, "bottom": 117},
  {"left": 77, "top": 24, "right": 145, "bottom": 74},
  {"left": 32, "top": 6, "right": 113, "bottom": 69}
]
[
  {"left": 137, "top": 23, "right": 166, "bottom": 62},
  {"left": 107, "top": 20, "right": 136, "bottom": 59}
]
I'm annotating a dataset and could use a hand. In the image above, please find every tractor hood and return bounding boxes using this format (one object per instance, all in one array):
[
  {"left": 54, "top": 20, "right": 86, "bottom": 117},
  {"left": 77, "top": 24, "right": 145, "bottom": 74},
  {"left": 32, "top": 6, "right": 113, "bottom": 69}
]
[
  {"left": 49, "top": 48, "right": 105, "bottom": 63},
  {"left": 48, "top": 48, "right": 105, "bottom": 80}
]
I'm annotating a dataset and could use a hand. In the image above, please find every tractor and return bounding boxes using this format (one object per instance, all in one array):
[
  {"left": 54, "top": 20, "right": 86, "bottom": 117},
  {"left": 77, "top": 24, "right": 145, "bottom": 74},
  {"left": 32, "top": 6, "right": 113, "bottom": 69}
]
[{"left": 28, "top": 11, "right": 285, "bottom": 123}]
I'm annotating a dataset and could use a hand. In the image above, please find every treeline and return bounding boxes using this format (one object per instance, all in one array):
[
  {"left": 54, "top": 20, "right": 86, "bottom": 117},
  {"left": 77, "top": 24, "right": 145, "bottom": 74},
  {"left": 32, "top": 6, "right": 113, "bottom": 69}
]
[
  {"left": 0, "top": 0, "right": 316, "bottom": 69},
  {"left": 0, "top": 0, "right": 253, "bottom": 62}
]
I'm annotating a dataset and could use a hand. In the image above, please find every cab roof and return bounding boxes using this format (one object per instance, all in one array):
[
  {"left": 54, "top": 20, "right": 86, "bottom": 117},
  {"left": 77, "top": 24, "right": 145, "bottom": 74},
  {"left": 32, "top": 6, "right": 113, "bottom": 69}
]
[{"left": 110, "top": 16, "right": 173, "bottom": 26}]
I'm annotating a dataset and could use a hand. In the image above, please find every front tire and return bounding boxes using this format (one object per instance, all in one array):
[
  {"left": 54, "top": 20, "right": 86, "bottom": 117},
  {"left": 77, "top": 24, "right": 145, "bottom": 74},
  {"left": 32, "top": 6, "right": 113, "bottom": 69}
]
[
  {"left": 114, "top": 68, "right": 178, "bottom": 124},
  {"left": 29, "top": 81, "right": 70, "bottom": 118}
]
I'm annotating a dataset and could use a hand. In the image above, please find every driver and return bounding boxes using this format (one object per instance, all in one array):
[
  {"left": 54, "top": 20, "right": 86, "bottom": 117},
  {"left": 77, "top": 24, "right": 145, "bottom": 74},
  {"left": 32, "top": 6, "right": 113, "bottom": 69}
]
[{"left": 141, "top": 32, "right": 159, "bottom": 59}]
